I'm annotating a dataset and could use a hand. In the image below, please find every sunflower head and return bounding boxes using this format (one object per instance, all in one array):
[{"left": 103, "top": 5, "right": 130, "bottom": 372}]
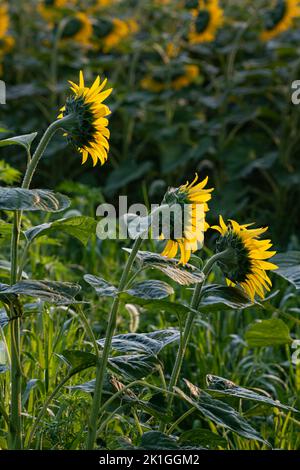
[
  {"left": 58, "top": 71, "right": 112, "bottom": 167},
  {"left": 160, "top": 175, "right": 213, "bottom": 265},
  {"left": 60, "top": 12, "right": 93, "bottom": 46},
  {"left": 212, "top": 216, "right": 278, "bottom": 301},
  {"left": 188, "top": 0, "right": 224, "bottom": 44},
  {"left": 261, "top": 0, "right": 300, "bottom": 41}
]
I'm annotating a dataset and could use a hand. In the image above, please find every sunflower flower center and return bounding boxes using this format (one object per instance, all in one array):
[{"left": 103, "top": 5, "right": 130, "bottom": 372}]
[
  {"left": 195, "top": 10, "right": 211, "bottom": 33},
  {"left": 62, "top": 18, "right": 83, "bottom": 38},
  {"left": 93, "top": 19, "right": 114, "bottom": 39}
]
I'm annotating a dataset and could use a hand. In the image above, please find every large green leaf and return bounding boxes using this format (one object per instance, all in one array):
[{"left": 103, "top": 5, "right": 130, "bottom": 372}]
[
  {"left": 25, "top": 216, "right": 96, "bottom": 245},
  {"left": 206, "top": 375, "right": 297, "bottom": 412},
  {"left": 0, "top": 133, "right": 37, "bottom": 151},
  {"left": 61, "top": 350, "right": 97, "bottom": 375},
  {"left": 108, "top": 354, "right": 158, "bottom": 380},
  {"left": 125, "top": 280, "right": 174, "bottom": 300},
  {"left": 245, "top": 318, "right": 292, "bottom": 347},
  {"left": 84, "top": 274, "right": 117, "bottom": 297},
  {"left": 0, "top": 280, "right": 81, "bottom": 305},
  {"left": 199, "top": 285, "right": 253, "bottom": 312},
  {"left": 175, "top": 381, "right": 268, "bottom": 445},
  {"left": 125, "top": 249, "right": 204, "bottom": 286},
  {"left": 273, "top": 251, "right": 300, "bottom": 290},
  {"left": 119, "top": 295, "right": 197, "bottom": 318},
  {"left": 0, "top": 188, "right": 70, "bottom": 212},
  {"left": 97, "top": 329, "right": 179, "bottom": 355}
]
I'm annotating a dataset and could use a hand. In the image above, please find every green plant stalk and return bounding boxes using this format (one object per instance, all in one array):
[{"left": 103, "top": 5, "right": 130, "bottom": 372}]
[
  {"left": 22, "top": 115, "right": 75, "bottom": 190},
  {"left": 8, "top": 115, "right": 75, "bottom": 450},
  {"left": 86, "top": 236, "right": 144, "bottom": 450},
  {"left": 8, "top": 212, "right": 22, "bottom": 449},
  {"left": 160, "top": 249, "right": 231, "bottom": 432}
]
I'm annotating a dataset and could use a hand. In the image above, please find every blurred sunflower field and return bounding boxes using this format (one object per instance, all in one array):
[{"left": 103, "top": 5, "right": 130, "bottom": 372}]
[{"left": 0, "top": 0, "right": 300, "bottom": 453}]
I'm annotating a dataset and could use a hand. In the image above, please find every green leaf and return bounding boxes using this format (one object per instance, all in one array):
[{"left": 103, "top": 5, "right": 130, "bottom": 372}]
[
  {"left": 84, "top": 274, "right": 117, "bottom": 297},
  {"left": 25, "top": 216, "right": 96, "bottom": 245},
  {"left": 138, "top": 431, "right": 178, "bottom": 450},
  {"left": 199, "top": 285, "right": 253, "bottom": 312},
  {"left": 105, "top": 160, "right": 152, "bottom": 194},
  {"left": 61, "top": 350, "right": 97, "bottom": 375},
  {"left": 0, "top": 308, "right": 9, "bottom": 328},
  {"left": 108, "top": 354, "right": 158, "bottom": 380},
  {"left": 125, "top": 280, "right": 174, "bottom": 300},
  {"left": 0, "top": 280, "right": 81, "bottom": 305},
  {"left": 97, "top": 329, "right": 179, "bottom": 355},
  {"left": 0, "top": 220, "right": 12, "bottom": 241},
  {"left": 0, "top": 132, "right": 37, "bottom": 151},
  {"left": 206, "top": 375, "right": 297, "bottom": 412},
  {"left": 178, "top": 428, "right": 227, "bottom": 449},
  {"left": 245, "top": 318, "right": 292, "bottom": 347},
  {"left": 126, "top": 249, "right": 204, "bottom": 286},
  {"left": 0, "top": 188, "right": 70, "bottom": 212},
  {"left": 175, "top": 381, "right": 268, "bottom": 445},
  {"left": 0, "top": 160, "right": 21, "bottom": 185},
  {"left": 273, "top": 251, "right": 300, "bottom": 290}
]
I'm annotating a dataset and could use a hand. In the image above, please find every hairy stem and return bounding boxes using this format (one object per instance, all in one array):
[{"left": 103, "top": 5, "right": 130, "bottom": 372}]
[{"left": 86, "top": 236, "right": 143, "bottom": 449}]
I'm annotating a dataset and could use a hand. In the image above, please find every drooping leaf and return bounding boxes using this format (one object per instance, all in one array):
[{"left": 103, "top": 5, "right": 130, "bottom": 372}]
[
  {"left": 109, "top": 354, "right": 158, "bottom": 380},
  {"left": 245, "top": 318, "right": 292, "bottom": 347},
  {"left": 125, "top": 249, "right": 204, "bottom": 286},
  {"left": 206, "top": 375, "right": 297, "bottom": 412},
  {"left": 97, "top": 329, "right": 179, "bottom": 355},
  {"left": 0, "top": 280, "right": 81, "bottom": 305},
  {"left": 199, "top": 285, "right": 253, "bottom": 312},
  {"left": 125, "top": 280, "right": 174, "bottom": 300},
  {"left": 25, "top": 216, "right": 97, "bottom": 245},
  {"left": 0, "top": 188, "right": 70, "bottom": 212},
  {"left": 61, "top": 350, "right": 97, "bottom": 375},
  {"left": 22, "top": 379, "right": 39, "bottom": 406},
  {"left": 273, "top": 251, "right": 300, "bottom": 290},
  {"left": 0, "top": 308, "right": 9, "bottom": 328},
  {"left": 84, "top": 274, "right": 117, "bottom": 297},
  {"left": 0, "top": 132, "right": 37, "bottom": 151},
  {"left": 175, "top": 381, "right": 268, "bottom": 445}
]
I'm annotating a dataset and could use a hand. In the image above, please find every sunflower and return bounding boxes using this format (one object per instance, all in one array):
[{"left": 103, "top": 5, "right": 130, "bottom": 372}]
[
  {"left": 92, "top": 17, "right": 138, "bottom": 52},
  {"left": 141, "top": 64, "right": 200, "bottom": 92},
  {"left": 58, "top": 71, "right": 112, "bottom": 166},
  {"left": 188, "top": 0, "right": 224, "bottom": 44},
  {"left": 38, "top": 0, "right": 75, "bottom": 24},
  {"left": 161, "top": 175, "right": 213, "bottom": 265},
  {"left": 61, "top": 12, "right": 93, "bottom": 47},
  {"left": 212, "top": 216, "right": 278, "bottom": 301},
  {"left": 260, "top": 0, "right": 300, "bottom": 41},
  {"left": 0, "top": 4, "right": 10, "bottom": 38},
  {"left": 0, "top": 3, "right": 14, "bottom": 61}
]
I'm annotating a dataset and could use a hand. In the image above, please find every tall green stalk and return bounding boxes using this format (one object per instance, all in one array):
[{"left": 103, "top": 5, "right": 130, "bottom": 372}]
[
  {"left": 8, "top": 115, "right": 74, "bottom": 449},
  {"left": 86, "top": 236, "right": 143, "bottom": 450},
  {"left": 160, "top": 250, "right": 231, "bottom": 432}
]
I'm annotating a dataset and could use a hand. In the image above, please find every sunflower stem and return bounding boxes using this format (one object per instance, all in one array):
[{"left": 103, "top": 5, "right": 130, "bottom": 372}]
[
  {"left": 86, "top": 236, "right": 143, "bottom": 450},
  {"left": 22, "top": 115, "right": 75, "bottom": 190},
  {"left": 8, "top": 114, "right": 75, "bottom": 450},
  {"left": 159, "top": 249, "right": 231, "bottom": 432}
]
